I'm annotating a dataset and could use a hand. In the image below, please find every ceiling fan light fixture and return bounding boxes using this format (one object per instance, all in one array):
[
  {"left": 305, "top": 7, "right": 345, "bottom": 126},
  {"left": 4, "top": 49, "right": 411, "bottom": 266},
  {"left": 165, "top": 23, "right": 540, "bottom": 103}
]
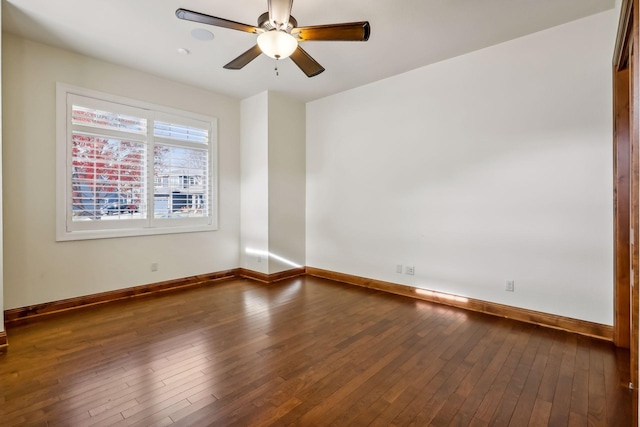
[{"left": 257, "top": 30, "right": 298, "bottom": 59}]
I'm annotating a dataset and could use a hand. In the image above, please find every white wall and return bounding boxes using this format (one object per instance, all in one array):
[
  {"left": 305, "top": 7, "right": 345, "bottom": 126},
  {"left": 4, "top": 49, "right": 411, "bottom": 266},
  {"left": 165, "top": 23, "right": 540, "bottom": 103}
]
[
  {"left": 240, "top": 91, "right": 306, "bottom": 274},
  {"left": 307, "top": 10, "right": 618, "bottom": 325},
  {"left": 240, "top": 92, "right": 270, "bottom": 274},
  {"left": 268, "top": 92, "right": 306, "bottom": 273},
  {"left": 2, "top": 34, "right": 241, "bottom": 309}
]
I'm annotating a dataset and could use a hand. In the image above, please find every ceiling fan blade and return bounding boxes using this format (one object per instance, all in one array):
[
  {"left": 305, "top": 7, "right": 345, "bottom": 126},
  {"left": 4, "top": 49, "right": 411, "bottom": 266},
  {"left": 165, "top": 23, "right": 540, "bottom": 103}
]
[
  {"left": 268, "top": 0, "right": 294, "bottom": 28},
  {"left": 293, "top": 22, "right": 371, "bottom": 41},
  {"left": 176, "top": 8, "right": 259, "bottom": 34},
  {"left": 223, "top": 45, "right": 263, "bottom": 70},
  {"left": 290, "top": 46, "right": 325, "bottom": 77}
]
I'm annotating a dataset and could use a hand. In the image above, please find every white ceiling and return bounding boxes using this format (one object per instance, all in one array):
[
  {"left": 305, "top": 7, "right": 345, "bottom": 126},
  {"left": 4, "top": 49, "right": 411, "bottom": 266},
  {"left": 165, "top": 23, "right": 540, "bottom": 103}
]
[{"left": 2, "top": 0, "right": 615, "bottom": 102}]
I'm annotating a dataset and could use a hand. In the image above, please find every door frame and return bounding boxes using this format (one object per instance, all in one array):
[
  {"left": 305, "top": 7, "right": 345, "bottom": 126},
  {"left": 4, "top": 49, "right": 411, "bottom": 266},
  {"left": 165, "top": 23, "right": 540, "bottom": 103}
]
[{"left": 613, "top": 0, "right": 639, "bottom": 423}]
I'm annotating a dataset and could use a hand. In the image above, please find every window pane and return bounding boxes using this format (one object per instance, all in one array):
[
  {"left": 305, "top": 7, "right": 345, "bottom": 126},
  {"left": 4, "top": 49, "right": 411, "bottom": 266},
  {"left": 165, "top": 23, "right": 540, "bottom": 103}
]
[
  {"left": 153, "top": 144, "right": 208, "bottom": 219},
  {"left": 71, "top": 133, "right": 146, "bottom": 221},
  {"left": 72, "top": 105, "right": 147, "bottom": 134},
  {"left": 154, "top": 121, "right": 208, "bottom": 144}
]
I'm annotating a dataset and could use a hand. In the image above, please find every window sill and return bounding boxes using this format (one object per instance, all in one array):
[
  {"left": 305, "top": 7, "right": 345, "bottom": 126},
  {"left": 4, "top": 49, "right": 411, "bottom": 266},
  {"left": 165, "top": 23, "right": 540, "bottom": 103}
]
[{"left": 56, "top": 223, "right": 218, "bottom": 241}]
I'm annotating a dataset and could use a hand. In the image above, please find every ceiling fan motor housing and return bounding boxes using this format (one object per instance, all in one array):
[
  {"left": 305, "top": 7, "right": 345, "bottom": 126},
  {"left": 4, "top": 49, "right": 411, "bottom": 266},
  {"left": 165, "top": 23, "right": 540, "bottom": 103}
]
[{"left": 258, "top": 12, "right": 298, "bottom": 32}]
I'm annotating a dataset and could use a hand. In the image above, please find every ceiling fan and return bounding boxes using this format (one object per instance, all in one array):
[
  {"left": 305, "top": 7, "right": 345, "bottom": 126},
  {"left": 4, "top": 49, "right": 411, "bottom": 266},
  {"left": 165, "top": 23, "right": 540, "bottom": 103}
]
[{"left": 176, "top": 0, "right": 371, "bottom": 77}]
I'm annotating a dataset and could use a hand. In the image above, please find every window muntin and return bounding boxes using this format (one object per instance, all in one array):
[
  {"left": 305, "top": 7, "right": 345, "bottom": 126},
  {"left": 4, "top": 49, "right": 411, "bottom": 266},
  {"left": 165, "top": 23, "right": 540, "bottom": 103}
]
[{"left": 57, "top": 84, "right": 217, "bottom": 240}]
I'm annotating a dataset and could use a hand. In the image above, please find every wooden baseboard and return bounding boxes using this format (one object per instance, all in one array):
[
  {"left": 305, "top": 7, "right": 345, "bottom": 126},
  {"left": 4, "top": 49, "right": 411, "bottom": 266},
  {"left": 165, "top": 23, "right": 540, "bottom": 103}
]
[
  {"left": 3, "top": 265, "right": 613, "bottom": 343},
  {"left": 0, "top": 330, "right": 7, "bottom": 352},
  {"left": 4, "top": 269, "right": 239, "bottom": 324},
  {"left": 237, "top": 267, "right": 306, "bottom": 283},
  {"left": 3, "top": 267, "right": 307, "bottom": 326},
  {"left": 306, "top": 267, "right": 614, "bottom": 342}
]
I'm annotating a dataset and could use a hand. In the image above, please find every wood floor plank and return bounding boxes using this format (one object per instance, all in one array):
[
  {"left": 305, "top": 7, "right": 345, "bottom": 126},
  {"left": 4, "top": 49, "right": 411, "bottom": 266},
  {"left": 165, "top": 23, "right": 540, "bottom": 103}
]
[
  {"left": 326, "top": 328, "right": 438, "bottom": 426},
  {"left": 508, "top": 329, "right": 554, "bottom": 426},
  {"left": 469, "top": 322, "right": 532, "bottom": 424},
  {"left": 548, "top": 333, "right": 578, "bottom": 426},
  {"left": 489, "top": 327, "right": 543, "bottom": 426},
  {"left": 369, "top": 315, "right": 471, "bottom": 426},
  {"left": 588, "top": 341, "right": 608, "bottom": 426},
  {"left": 432, "top": 319, "right": 512, "bottom": 426},
  {"left": 0, "top": 276, "right": 631, "bottom": 426},
  {"left": 528, "top": 399, "right": 552, "bottom": 427},
  {"left": 410, "top": 317, "right": 497, "bottom": 426},
  {"left": 447, "top": 320, "right": 517, "bottom": 426},
  {"left": 389, "top": 319, "right": 488, "bottom": 426},
  {"left": 569, "top": 336, "right": 591, "bottom": 421}
]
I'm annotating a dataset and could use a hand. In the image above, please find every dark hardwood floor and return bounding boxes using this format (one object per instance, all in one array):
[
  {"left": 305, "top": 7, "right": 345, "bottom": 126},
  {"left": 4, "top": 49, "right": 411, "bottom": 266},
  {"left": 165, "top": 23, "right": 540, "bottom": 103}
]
[{"left": 0, "top": 276, "right": 632, "bottom": 426}]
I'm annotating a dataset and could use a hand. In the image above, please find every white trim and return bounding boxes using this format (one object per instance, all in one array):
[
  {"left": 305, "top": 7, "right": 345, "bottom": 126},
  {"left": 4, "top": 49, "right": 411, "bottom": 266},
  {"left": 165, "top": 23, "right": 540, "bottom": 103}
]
[{"left": 56, "top": 83, "right": 218, "bottom": 241}]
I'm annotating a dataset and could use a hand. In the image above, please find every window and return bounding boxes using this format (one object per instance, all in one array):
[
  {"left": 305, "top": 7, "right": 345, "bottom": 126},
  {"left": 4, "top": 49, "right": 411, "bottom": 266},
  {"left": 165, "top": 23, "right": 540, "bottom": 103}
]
[{"left": 56, "top": 84, "right": 218, "bottom": 240}]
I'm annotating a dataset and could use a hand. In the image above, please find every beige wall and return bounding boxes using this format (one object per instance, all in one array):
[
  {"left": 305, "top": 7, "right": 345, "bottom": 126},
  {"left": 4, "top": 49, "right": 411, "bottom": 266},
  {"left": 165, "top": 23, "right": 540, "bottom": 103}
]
[{"left": 2, "top": 34, "right": 241, "bottom": 309}]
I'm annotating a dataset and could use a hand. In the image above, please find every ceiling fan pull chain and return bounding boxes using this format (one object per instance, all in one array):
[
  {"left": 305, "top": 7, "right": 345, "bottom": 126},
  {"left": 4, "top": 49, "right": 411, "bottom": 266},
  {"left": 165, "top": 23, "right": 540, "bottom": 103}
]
[{"left": 275, "top": 56, "right": 280, "bottom": 76}]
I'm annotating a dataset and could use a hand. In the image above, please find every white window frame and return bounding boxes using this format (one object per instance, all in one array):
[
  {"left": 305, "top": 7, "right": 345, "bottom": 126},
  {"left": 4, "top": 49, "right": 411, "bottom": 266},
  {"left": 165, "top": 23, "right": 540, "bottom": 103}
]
[{"left": 56, "top": 83, "right": 218, "bottom": 241}]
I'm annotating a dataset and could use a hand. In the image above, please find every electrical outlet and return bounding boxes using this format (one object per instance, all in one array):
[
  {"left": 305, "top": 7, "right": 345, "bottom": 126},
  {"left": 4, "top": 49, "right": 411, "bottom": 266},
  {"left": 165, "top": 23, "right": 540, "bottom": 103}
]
[
  {"left": 506, "top": 280, "right": 515, "bottom": 292},
  {"left": 405, "top": 266, "right": 415, "bottom": 275},
  {"left": 151, "top": 262, "right": 158, "bottom": 272},
  {"left": 396, "top": 264, "right": 403, "bottom": 273}
]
